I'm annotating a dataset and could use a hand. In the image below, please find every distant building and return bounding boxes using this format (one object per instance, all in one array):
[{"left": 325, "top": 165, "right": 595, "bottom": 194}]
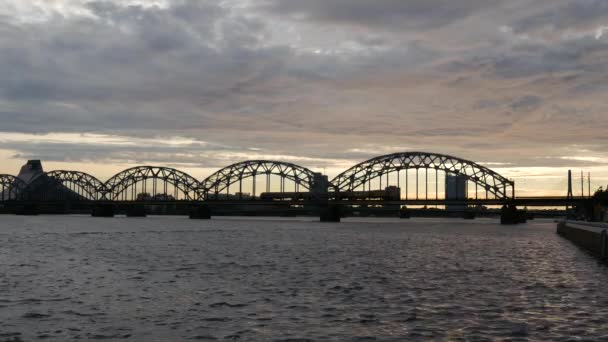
[
  {"left": 445, "top": 173, "right": 468, "bottom": 210},
  {"left": 234, "top": 192, "right": 252, "bottom": 200},
  {"left": 311, "top": 173, "right": 330, "bottom": 201},
  {"left": 18, "top": 160, "right": 44, "bottom": 184},
  {"left": 1, "top": 160, "right": 45, "bottom": 200},
  {"left": 383, "top": 186, "right": 401, "bottom": 201},
  {"left": 208, "top": 192, "right": 253, "bottom": 200},
  {"left": 136, "top": 193, "right": 176, "bottom": 201}
]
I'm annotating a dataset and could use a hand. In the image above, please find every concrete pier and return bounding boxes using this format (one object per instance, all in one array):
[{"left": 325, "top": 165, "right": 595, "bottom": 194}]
[
  {"left": 320, "top": 204, "right": 341, "bottom": 222},
  {"left": 126, "top": 204, "right": 147, "bottom": 217},
  {"left": 92, "top": 204, "right": 115, "bottom": 217},
  {"left": 399, "top": 207, "right": 411, "bottom": 219},
  {"left": 189, "top": 205, "right": 211, "bottom": 219},
  {"left": 500, "top": 205, "right": 527, "bottom": 225},
  {"left": 14, "top": 203, "right": 39, "bottom": 216},
  {"left": 557, "top": 221, "right": 608, "bottom": 260}
]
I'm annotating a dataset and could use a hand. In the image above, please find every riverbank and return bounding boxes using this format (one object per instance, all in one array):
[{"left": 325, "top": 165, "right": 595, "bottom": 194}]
[{"left": 557, "top": 221, "right": 608, "bottom": 260}]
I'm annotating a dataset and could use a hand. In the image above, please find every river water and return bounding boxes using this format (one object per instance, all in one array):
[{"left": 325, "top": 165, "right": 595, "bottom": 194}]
[{"left": 1, "top": 216, "right": 607, "bottom": 341}]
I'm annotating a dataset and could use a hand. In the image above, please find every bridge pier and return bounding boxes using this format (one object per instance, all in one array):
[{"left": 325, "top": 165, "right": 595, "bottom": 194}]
[
  {"left": 320, "top": 204, "right": 341, "bottom": 222},
  {"left": 126, "top": 204, "right": 147, "bottom": 217},
  {"left": 500, "top": 204, "right": 527, "bottom": 225},
  {"left": 92, "top": 203, "right": 114, "bottom": 217},
  {"left": 463, "top": 211, "right": 476, "bottom": 220},
  {"left": 399, "top": 207, "right": 411, "bottom": 219},
  {"left": 189, "top": 204, "right": 211, "bottom": 219},
  {"left": 14, "top": 203, "right": 39, "bottom": 216}
]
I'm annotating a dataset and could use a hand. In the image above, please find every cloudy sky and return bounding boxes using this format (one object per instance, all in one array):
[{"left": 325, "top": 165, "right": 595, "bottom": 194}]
[{"left": 1, "top": 0, "right": 608, "bottom": 195}]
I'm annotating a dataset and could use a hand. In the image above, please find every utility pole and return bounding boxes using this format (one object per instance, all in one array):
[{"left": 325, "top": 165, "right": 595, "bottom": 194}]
[
  {"left": 567, "top": 170, "right": 573, "bottom": 210},
  {"left": 567, "top": 170, "right": 573, "bottom": 199},
  {"left": 581, "top": 170, "right": 584, "bottom": 200}
]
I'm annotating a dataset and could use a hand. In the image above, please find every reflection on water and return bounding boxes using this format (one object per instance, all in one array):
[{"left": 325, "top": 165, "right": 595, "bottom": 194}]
[{"left": 1, "top": 216, "right": 607, "bottom": 341}]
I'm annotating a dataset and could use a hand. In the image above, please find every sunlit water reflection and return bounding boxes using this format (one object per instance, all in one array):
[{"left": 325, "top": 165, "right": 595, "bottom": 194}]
[{"left": 1, "top": 216, "right": 607, "bottom": 341}]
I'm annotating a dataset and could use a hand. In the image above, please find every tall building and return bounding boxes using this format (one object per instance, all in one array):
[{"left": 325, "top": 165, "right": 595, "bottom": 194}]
[
  {"left": 1, "top": 160, "right": 44, "bottom": 200},
  {"left": 18, "top": 160, "right": 44, "bottom": 184},
  {"left": 445, "top": 173, "right": 468, "bottom": 210}
]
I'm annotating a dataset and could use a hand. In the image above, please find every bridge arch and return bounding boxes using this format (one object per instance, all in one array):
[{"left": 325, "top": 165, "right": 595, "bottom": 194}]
[
  {"left": 0, "top": 175, "right": 28, "bottom": 201},
  {"left": 103, "top": 166, "right": 201, "bottom": 201},
  {"left": 26, "top": 170, "right": 105, "bottom": 201},
  {"left": 200, "top": 160, "right": 319, "bottom": 200},
  {"left": 331, "top": 152, "right": 514, "bottom": 200}
]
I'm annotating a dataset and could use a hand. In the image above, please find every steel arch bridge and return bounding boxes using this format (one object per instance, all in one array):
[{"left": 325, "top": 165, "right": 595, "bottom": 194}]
[
  {"left": 0, "top": 175, "right": 28, "bottom": 201},
  {"left": 200, "top": 160, "right": 318, "bottom": 199},
  {"left": 41, "top": 170, "right": 107, "bottom": 201},
  {"left": 103, "top": 166, "right": 201, "bottom": 201},
  {"left": 332, "top": 152, "right": 515, "bottom": 200},
  {"left": 1, "top": 152, "right": 517, "bottom": 204}
]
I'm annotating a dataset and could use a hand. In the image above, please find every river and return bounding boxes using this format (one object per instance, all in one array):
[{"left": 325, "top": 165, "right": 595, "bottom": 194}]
[{"left": 1, "top": 216, "right": 607, "bottom": 341}]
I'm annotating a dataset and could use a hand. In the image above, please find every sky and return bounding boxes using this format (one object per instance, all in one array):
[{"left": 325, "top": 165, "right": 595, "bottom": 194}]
[{"left": 1, "top": 0, "right": 608, "bottom": 195}]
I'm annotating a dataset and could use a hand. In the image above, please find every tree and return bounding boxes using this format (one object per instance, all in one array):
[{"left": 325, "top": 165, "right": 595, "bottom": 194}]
[
  {"left": 136, "top": 192, "right": 152, "bottom": 201},
  {"left": 593, "top": 187, "right": 608, "bottom": 204}
]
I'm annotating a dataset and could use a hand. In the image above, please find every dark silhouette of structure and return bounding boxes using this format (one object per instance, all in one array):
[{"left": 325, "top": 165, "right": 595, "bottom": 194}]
[
  {"left": 446, "top": 173, "right": 468, "bottom": 211},
  {"left": 0, "top": 152, "right": 587, "bottom": 223},
  {"left": 332, "top": 152, "right": 514, "bottom": 200},
  {"left": 567, "top": 170, "right": 574, "bottom": 200}
]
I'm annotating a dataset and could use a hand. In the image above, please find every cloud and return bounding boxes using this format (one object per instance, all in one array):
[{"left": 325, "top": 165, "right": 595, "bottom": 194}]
[
  {"left": 260, "top": 0, "right": 505, "bottom": 31},
  {"left": 511, "top": 0, "right": 608, "bottom": 34},
  {"left": 0, "top": 0, "right": 443, "bottom": 135},
  {"left": 0, "top": 0, "right": 294, "bottom": 131},
  {"left": 0, "top": 132, "right": 349, "bottom": 171},
  {"left": 510, "top": 96, "right": 543, "bottom": 112},
  {"left": 0, "top": 0, "right": 608, "bottom": 183}
]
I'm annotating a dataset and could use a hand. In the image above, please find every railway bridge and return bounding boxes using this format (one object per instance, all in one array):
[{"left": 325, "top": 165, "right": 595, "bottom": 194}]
[{"left": 0, "top": 152, "right": 582, "bottom": 224}]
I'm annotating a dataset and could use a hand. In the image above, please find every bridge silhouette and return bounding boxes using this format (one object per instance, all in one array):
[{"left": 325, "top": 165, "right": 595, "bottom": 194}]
[{"left": 0, "top": 152, "right": 581, "bottom": 223}]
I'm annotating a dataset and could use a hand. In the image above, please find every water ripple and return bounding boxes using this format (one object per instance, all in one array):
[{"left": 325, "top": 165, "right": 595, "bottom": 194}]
[{"left": 1, "top": 216, "right": 607, "bottom": 340}]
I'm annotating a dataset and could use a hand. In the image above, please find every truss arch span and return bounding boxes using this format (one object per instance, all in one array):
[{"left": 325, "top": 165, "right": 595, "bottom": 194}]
[
  {"left": 331, "top": 152, "right": 514, "bottom": 200},
  {"left": 200, "top": 160, "right": 321, "bottom": 199},
  {"left": 0, "top": 175, "right": 27, "bottom": 201},
  {"left": 103, "top": 166, "right": 201, "bottom": 201},
  {"left": 42, "top": 170, "right": 107, "bottom": 201}
]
